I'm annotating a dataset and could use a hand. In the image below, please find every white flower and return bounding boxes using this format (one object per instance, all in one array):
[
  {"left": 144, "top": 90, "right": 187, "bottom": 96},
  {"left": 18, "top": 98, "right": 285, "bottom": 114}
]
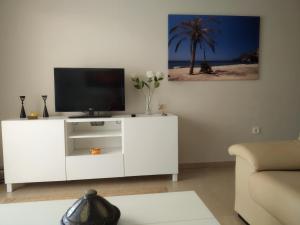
[
  {"left": 155, "top": 72, "right": 164, "bottom": 79},
  {"left": 146, "top": 71, "right": 154, "bottom": 78},
  {"left": 131, "top": 75, "right": 138, "bottom": 79}
]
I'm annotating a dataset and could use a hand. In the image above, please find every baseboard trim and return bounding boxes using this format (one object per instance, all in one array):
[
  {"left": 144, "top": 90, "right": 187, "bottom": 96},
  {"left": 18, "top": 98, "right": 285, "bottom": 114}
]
[{"left": 179, "top": 161, "right": 235, "bottom": 169}]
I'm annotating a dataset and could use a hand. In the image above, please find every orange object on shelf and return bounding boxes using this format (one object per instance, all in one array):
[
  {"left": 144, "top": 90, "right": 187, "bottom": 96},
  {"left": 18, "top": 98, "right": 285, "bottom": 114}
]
[{"left": 90, "top": 147, "right": 102, "bottom": 155}]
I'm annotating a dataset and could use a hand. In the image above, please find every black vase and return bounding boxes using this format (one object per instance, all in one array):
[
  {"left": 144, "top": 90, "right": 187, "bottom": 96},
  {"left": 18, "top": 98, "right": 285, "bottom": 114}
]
[
  {"left": 42, "top": 95, "right": 49, "bottom": 118},
  {"left": 19, "top": 96, "right": 26, "bottom": 118},
  {"left": 61, "top": 189, "right": 121, "bottom": 225}
]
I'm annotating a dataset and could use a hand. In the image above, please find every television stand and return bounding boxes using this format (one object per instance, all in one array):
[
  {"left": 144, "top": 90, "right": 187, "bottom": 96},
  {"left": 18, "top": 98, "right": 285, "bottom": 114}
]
[{"left": 1, "top": 114, "right": 178, "bottom": 192}]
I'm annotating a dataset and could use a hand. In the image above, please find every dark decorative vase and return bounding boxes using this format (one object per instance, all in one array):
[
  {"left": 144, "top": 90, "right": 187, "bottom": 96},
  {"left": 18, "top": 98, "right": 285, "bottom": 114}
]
[
  {"left": 61, "top": 189, "right": 121, "bottom": 225},
  {"left": 42, "top": 95, "right": 49, "bottom": 118},
  {"left": 19, "top": 96, "right": 26, "bottom": 118}
]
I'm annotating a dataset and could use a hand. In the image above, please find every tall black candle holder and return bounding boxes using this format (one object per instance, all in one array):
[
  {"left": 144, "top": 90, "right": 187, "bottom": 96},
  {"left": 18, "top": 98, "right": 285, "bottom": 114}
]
[
  {"left": 42, "top": 95, "right": 49, "bottom": 118},
  {"left": 19, "top": 96, "right": 26, "bottom": 118}
]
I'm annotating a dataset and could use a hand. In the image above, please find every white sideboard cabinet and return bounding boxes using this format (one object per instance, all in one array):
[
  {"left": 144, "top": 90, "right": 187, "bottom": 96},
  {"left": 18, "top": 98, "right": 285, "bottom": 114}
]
[{"left": 1, "top": 114, "right": 178, "bottom": 192}]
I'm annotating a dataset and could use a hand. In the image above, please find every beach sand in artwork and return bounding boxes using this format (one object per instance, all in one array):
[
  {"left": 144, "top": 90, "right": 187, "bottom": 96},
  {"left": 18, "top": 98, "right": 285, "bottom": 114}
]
[{"left": 168, "top": 64, "right": 259, "bottom": 81}]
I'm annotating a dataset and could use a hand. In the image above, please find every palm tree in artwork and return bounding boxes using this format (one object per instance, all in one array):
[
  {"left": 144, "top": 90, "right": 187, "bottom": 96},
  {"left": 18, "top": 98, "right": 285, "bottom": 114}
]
[{"left": 168, "top": 17, "right": 218, "bottom": 75}]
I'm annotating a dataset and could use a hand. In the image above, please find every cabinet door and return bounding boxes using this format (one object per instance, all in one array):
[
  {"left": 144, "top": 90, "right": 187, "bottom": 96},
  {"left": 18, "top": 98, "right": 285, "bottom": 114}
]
[
  {"left": 123, "top": 116, "right": 178, "bottom": 176},
  {"left": 2, "top": 120, "right": 66, "bottom": 183}
]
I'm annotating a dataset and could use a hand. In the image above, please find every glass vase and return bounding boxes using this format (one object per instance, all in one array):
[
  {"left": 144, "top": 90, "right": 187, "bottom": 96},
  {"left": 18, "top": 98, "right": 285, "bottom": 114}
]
[{"left": 145, "top": 94, "right": 152, "bottom": 115}]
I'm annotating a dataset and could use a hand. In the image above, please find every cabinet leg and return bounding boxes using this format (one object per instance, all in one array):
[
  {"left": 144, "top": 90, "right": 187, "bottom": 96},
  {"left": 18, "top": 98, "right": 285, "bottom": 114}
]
[
  {"left": 172, "top": 174, "right": 178, "bottom": 182},
  {"left": 7, "top": 183, "right": 13, "bottom": 192}
]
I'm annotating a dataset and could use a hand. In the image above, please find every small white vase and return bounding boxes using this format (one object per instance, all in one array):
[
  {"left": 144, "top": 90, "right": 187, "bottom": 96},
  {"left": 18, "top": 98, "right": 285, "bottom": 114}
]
[{"left": 145, "top": 95, "right": 152, "bottom": 115}]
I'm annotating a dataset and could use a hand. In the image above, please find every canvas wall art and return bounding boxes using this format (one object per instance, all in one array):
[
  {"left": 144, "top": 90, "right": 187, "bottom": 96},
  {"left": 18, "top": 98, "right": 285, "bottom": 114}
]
[{"left": 168, "top": 15, "right": 260, "bottom": 81}]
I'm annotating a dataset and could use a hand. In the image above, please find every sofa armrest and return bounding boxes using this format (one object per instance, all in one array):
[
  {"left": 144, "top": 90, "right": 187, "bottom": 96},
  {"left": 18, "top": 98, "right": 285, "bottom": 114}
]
[{"left": 229, "top": 140, "right": 300, "bottom": 171}]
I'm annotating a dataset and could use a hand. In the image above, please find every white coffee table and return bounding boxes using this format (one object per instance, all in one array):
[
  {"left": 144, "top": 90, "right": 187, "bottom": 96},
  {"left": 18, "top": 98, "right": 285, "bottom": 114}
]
[{"left": 0, "top": 191, "right": 220, "bottom": 225}]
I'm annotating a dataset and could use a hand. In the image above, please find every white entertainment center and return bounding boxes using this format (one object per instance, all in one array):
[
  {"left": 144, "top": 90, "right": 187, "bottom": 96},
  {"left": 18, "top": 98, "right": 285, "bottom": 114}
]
[{"left": 1, "top": 114, "right": 178, "bottom": 192}]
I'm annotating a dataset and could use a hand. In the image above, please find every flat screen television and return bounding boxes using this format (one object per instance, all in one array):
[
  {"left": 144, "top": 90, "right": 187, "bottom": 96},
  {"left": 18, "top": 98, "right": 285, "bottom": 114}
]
[{"left": 54, "top": 68, "right": 125, "bottom": 116}]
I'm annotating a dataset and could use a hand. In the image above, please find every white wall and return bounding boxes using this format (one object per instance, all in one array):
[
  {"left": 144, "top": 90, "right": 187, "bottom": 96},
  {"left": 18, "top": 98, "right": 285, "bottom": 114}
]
[{"left": 0, "top": 0, "right": 300, "bottom": 167}]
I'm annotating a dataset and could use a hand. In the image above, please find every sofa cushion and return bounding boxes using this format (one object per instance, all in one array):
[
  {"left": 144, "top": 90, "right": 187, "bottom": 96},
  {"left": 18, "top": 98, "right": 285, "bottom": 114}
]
[
  {"left": 249, "top": 171, "right": 300, "bottom": 225},
  {"left": 229, "top": 140, "right": 300, "bottom": 171}
]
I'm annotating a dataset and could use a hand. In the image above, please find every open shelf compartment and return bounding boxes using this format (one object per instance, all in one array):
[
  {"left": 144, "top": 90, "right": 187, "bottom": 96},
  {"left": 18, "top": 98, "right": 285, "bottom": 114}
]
[
  {"left": 65, "top": 119, "right": 124, "bottom": 157},
  {"left": 66, "top": 120, "right": 122, "bottom": 138}
]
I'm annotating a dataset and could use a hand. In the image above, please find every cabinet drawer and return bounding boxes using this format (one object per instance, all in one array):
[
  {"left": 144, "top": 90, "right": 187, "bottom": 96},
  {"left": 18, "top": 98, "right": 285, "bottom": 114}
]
[{"left": 66, "top": 153, "right": 124, "bottom": 180}]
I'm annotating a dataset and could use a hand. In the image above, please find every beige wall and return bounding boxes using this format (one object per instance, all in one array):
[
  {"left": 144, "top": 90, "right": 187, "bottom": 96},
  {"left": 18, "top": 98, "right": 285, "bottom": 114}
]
[{"left": 0, "top": 0, "right": 300, "bottom": 168}]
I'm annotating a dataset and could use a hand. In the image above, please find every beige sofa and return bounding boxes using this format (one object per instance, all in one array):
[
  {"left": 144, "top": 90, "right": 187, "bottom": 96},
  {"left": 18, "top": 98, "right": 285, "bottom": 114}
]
[{"left": 229, "top": 140, "right": 300, "bottom": 225}]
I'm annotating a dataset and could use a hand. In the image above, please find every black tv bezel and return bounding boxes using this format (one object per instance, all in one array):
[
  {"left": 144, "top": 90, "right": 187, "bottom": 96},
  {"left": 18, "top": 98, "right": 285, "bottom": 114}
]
[{"left": 54, "top": 67, "right": 125, "bottom": 113}]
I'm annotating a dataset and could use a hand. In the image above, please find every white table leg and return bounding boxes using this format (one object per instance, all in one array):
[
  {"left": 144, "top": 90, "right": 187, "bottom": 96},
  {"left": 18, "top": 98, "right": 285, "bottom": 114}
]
[
  {"left": 7, "top": 183, "right": 13, "bottom": 192},
  {"left": 172, "top": 174, "right": 178, "bottom": 182}
]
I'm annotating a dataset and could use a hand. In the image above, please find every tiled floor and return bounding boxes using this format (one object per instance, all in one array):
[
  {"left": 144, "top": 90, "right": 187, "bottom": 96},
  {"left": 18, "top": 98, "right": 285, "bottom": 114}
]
[{"left": 0, "top": 165, "right": 246, "bottom": 225}]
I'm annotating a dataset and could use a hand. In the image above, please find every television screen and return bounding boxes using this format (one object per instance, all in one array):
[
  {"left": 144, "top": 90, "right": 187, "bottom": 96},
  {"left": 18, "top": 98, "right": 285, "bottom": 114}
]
[{"left": 54, "top": 68, "right": 125, "bottom": 112}]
